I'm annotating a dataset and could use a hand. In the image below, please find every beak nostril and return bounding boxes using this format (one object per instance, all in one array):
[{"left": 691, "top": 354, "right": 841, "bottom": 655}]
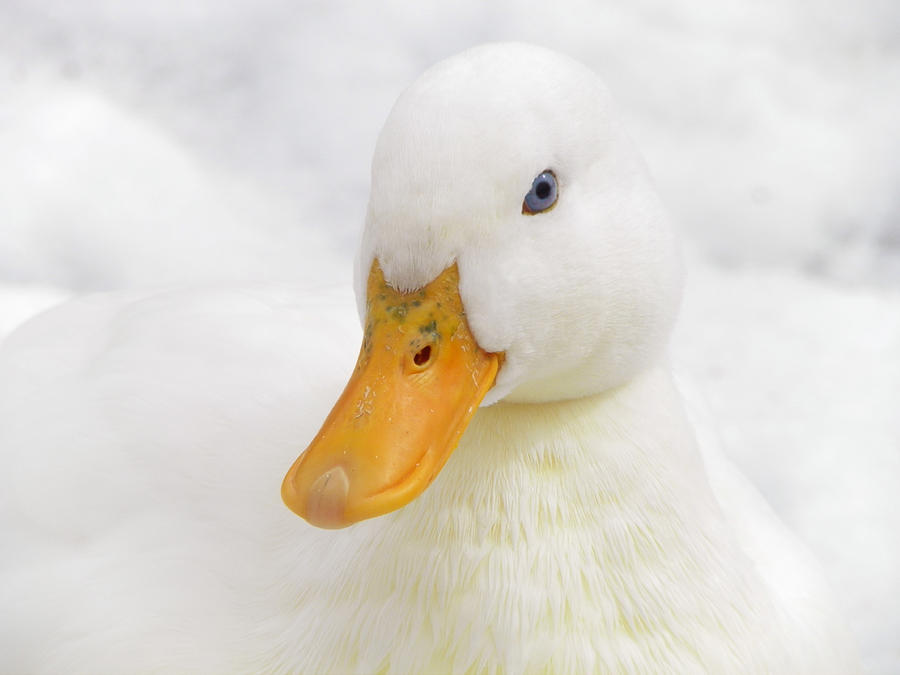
[{"left": 413, "top": 345, "right": 432, "bottom": 367}]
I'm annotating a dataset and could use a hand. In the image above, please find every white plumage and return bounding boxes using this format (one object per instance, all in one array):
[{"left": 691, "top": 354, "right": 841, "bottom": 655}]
[{"left": 0, "top": 43, "right": 857, "bottom": 673}]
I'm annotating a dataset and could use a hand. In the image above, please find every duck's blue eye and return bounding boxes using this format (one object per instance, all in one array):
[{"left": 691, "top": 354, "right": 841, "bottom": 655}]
[{"left": 522, "top": 170, "right": 558, "bottom": 215}]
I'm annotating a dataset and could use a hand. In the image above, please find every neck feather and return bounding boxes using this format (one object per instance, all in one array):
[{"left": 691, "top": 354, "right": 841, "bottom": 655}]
[{"left": 273, "top": 368, "right": 789, "bottom": 673}]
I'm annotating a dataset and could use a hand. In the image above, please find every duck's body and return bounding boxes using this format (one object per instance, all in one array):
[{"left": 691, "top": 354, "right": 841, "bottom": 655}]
[
  {"left": 0, "top": 43, "right": 857, "bottom": 673},
  {"left": 0, "top": 289, "right": 850, "bottom": 673}
]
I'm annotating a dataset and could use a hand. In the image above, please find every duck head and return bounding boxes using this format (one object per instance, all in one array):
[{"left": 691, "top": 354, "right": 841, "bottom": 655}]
[{"left": 282, "top": 43, "right": 683, "bottom": 528}]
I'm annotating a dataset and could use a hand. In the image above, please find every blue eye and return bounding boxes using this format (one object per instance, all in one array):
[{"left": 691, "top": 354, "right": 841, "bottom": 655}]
[{"left": 522, "top": 170, "right": 558, "bottom": 215}]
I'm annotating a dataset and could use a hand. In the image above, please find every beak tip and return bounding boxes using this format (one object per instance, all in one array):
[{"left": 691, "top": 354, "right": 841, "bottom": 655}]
[{"left": 303, "top": 465, "right": 351, "bottom": 529}]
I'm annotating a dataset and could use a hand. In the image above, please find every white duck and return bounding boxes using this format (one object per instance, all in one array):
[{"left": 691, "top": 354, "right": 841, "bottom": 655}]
[{"left": 0, "top": 43, "right": 857, "bottom": 674}]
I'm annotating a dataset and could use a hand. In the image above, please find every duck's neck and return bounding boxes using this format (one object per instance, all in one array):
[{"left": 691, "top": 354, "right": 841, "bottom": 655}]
[
  {"left": 424, "top": 365, "right": 720, "bottom": 547},
  {"left": 283, "top": 367, "right": 784, "bottom": 673}
]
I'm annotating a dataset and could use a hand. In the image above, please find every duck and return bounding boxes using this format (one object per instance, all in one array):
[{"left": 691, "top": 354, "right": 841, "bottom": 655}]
[{"left": 0, "top": 43, "right": 857, "bottom": 674}]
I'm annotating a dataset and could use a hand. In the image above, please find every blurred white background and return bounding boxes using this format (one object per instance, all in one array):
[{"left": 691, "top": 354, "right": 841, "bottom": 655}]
[{"left": 1, "top": 0, "right": 898, "bottom": 671}]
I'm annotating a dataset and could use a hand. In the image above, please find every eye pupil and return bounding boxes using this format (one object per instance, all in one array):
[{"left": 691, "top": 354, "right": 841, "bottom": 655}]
[{"left": 522, "top": 170, "right": 558, "bottom": 215}]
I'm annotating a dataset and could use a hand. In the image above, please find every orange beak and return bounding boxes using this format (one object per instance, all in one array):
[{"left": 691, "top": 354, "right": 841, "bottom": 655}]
[{"left": 281, "top": 260, "right": 501, "bottom": 528}]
